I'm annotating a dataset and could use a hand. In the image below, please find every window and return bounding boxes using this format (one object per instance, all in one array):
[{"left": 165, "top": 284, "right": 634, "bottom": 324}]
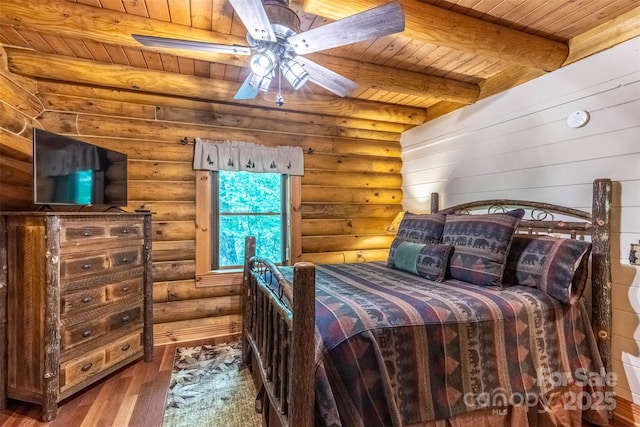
[{"left": 211, "top": 170, "right": 288, "bottom": 269}]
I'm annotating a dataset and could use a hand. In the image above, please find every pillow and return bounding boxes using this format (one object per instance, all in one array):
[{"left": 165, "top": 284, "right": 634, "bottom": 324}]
[
  {"left": 388, "top": 238, "right": 453, "bottom": 282},
  {"left": 442, "top": 209, "right": 525, "bottom": 287},
  {"left": 396, "top": 212, "right": 446, "bottom": 244},
  {"left": 504, "top": 235, "right": 592, "bottom": 305}
]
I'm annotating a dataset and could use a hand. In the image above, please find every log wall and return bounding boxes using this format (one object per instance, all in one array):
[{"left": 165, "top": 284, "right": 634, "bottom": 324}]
[{"left": 0, "top": 47, "right": 403, "bottom": 344}]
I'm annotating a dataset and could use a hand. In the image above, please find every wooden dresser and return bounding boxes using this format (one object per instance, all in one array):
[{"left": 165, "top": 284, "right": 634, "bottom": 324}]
[{"left": 0, "top": 212, "right": 153, "bottom": 421}]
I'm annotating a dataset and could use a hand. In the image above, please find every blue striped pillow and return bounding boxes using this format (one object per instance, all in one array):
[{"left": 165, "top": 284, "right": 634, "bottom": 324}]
[{"left": 388, "top": 238, "right": 453, "bottom": 282}]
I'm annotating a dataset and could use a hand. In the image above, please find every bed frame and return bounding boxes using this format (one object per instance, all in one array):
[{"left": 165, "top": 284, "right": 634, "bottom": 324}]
[{"left": 242, "top": 178, "right": 612, "bottom": 427}]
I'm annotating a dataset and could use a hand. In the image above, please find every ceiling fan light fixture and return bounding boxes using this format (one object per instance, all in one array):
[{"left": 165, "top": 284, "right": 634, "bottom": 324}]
[
  {"left": 249, "top": 73, "right": 273, "bottom": 92},
  {"left": 281, "top": 58, "right": 309, "bottom": 90},
  {"left": 250, "top": 49, "right": 277, "bottom": 76},
  {"left": 134, "top": 0, "right": 405, "bottom": 102}
]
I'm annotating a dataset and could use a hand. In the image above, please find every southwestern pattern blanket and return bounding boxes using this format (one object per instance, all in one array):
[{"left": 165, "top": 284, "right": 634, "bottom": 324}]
[{"left": 279, "top": 262, "right": 608, "bottom": 426}]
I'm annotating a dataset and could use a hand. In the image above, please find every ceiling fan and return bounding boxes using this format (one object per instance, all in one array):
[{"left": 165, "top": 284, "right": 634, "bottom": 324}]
[{"left": 132, "top": 0, "right": 404, "bottom": 106}]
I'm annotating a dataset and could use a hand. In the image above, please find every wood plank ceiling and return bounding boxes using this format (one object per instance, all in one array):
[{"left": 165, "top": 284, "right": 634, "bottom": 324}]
[{"left": 0, "top": 0, "right": 638, "bottom": 128}]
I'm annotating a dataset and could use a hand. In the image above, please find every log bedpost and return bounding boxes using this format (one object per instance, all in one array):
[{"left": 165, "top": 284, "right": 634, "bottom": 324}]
[
  {"left": 290, "top": 262, "right": 316, "bottom": 427},
  {"left": 242, "top": 236, "right": 256, "bottom": 364},
  {"left": 142, "top": 213, "right": 154, "bottom": 362},
  {"left": 0, "top": 216, "right": 7, "bottom": 410},
  {"left": 591, "top": 179, "right": 612, "bottom": 382},
  {"left": 430, "top": 192, "right": 440, "bottom": 213}
]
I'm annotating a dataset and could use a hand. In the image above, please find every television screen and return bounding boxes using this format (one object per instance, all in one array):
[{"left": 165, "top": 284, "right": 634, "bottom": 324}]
[{"left": 33, "top": 128, "right": 128, "bottom": 207}]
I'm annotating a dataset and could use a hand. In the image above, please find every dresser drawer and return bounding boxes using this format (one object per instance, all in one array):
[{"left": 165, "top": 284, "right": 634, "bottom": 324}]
[
  {"left": 61, "top": 288, "right": 107, "bottom": 316},
  {"left": 59, "top": 218, "right": 143, "bottom": 247},
  {"left": 60, "top": 331, "right": 143, "bottom": 394},
  {"left": 109, "top": 306, "right": 143, "bottom": 333},
  {"left": 106, "top": 332, "right": 143, "bottom": 365},
  {"left": 61, "top": 277, "right": 143, "bottom": 317},
  {"left": 60, "top": 252, "right": 109, "bottom": 279},
  {"left": 110, "top": 247, "right": 142, "bottom": 269},
  {"left": 108, "top": 221, "right": 143, "bottom": 239},
  {"left": 106, "top": 277, "right": 143, "bottom": 301},
  {"left": 59, "top": 221, "right": 108, "bottom": 246},
  {"left": 60, "top": 246, "right": 142, "bottom": 280},
  {"left": 60, "top": 349, "right": 106, "bottom": 393},
  {"left": 61, "top": 304, "right": 142, "bottom": 352},
  {"left": 61, "top": 318, "right": 107, "bottom": 351}
]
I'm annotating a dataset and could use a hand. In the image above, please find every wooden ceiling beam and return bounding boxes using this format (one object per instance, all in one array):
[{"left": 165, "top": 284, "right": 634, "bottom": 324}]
[
  {"left": 0, "top": 0, "right": 478, "bottom": 105},
  {"left": 4, "top": 48, "right": 428, "bottom": 125},
  {"left": 564, "top": 5, "right": 640, "bottom": 66},
  {"left": 475, "top": 6, "right": 640, "bottom": 102},
  {"left": 0, "top": 0, "right": 248, "bottom": 67},
  {"left": 306, "top": 53, "right": 479, "bottom": 104},
  {"left": 302, "top": 0, "right": 569, "bottom": 72}
]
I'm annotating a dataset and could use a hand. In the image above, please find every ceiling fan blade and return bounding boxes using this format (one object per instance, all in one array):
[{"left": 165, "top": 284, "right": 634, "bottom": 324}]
[
  {"left": 228, "top": 0, "right": 277, "bottom": 43},
  {"left": 288, "top": 1, "right": 404, "bottom": 55},
  {"left": 132, "top": 34, "right": 251, "bottom": 55},
  {"left": 294, "top": 56, "right": 357, "bottom": 97},
  {"left": 234, "top": 73, "right": 260, "bottom": 100}
]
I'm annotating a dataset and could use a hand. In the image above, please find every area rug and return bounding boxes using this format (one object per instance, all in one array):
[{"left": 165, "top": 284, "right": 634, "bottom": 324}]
[{"left": 162, "top": 340, "right": 262, "bottom": 427}]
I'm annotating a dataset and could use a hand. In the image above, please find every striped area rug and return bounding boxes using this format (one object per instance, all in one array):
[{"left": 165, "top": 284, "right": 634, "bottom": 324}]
[{"left": 162, "top": 340, "right": 262, "bottom": 427}]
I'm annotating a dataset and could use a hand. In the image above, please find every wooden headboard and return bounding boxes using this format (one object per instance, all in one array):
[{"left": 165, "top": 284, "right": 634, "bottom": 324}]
[{"left": 430, "top": 178, "right": 613, "bottom": 379}]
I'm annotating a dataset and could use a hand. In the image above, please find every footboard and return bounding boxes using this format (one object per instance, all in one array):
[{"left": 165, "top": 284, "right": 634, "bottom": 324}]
[{"left": 242, "top": 236, "right": 315, "bottom": 427}]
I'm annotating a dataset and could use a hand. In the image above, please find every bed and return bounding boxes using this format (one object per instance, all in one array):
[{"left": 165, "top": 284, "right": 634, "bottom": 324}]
[{"left": 242, "top": 178, "right": 613, "bottom": 427}]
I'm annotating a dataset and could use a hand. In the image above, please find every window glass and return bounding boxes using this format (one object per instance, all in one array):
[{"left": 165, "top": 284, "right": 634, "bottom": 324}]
[{"left": 216, "top": 171, "right": 286, "bottom": 268}]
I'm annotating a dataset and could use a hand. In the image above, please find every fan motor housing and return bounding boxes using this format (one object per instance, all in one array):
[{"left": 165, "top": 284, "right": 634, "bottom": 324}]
[{"left": 263, "top": 0, "right": 301, "bottom": 39}]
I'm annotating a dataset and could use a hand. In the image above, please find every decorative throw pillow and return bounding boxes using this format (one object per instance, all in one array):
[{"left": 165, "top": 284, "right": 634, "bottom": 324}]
[
  {"left": 388, "top": 238, "right": 453, "bottom": 282},
  {"left": 442, "top": 209, "right": 525, "bottom": 287},
  {"left": 396, "top": 212, "right": 446, "bottom": 244},
  {"left": 504, "top": 235, "right": 592, "bottom": 305}
]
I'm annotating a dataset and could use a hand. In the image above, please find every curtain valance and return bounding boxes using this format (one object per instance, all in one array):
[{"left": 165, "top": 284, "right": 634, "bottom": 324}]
[{"left": 192, "top": 138, "right": 304, "bottom": 176}]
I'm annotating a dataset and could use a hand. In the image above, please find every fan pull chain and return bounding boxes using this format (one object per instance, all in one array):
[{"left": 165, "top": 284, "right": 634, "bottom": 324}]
[{"left": 276, "top": 60, "right": 284, "bottom": 107}]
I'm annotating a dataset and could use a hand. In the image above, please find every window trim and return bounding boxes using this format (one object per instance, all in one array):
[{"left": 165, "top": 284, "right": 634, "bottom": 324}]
[{"left": 195, "top": 170, "right": 301, "bottom": 277}]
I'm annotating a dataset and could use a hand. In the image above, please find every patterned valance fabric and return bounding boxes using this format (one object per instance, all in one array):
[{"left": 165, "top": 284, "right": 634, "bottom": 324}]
[{"left": 192, "top": 138, "right": 304, "bottom": 176}]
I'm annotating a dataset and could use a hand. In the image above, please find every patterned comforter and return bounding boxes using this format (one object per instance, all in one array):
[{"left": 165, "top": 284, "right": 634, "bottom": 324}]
[{"left": 281, "top": 262, "right": 607, "bottom": 427}]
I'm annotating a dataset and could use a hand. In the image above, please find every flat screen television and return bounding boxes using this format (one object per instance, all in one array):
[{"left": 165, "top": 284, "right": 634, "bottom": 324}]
[{"left": 33, "top": 128, "right": 128, "bottom": 207}]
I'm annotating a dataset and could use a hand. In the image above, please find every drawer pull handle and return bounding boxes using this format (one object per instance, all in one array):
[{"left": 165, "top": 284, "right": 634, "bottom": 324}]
[
  {"left": 81, "top": 296, "right": 92, "bottom": 304},
  {"left": 121, "top": 228, "right": 130, "bottom": 234},
  {"left": 81, "top": 330, "right": 92, "bottom": 338},
  {"left": 121, "top": 286, "right": 130, "bottom": 293},
  {"left": 122, "top": 257, "right": 130, "bottom": 263},
  {"left": 81, "top": 230, "right": 93, "bottom": 237},
  {"left": 121, "top": 315, "right": 131, "bottom": 323},
  {"left": 121, "top": 344, "right": 131, "bottom": 352},
  {"left": 81, "top": 363, "right": 93, "bottom": 372},
  {"left": 81, "top": 263, "right": 93, "bottom": 270}
]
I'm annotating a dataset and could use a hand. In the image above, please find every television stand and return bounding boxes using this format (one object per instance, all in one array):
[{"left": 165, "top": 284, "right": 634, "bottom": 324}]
[
  {"left": 0, "top": 211, "right": 153, "bottom": 421},
  {"left": 103, "top": 206, "right": 127, "bottom": 213}
]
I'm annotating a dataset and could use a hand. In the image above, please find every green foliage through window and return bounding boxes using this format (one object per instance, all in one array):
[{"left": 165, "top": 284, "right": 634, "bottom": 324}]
[{"left": 214, "top": 171, "right": 286, "bottom": 268}]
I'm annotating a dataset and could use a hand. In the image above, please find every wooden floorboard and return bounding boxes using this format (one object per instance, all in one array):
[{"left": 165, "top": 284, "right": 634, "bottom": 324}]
[{"left": 0, "top": 340, "right": 212, "bottom": 427}]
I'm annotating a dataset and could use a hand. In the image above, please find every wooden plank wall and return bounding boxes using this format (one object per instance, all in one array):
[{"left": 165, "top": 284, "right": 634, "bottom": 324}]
[
  {"left": 0, "top": 47, "right": 403, "bottom": 345},
  {"left": 400, "top": 37, "right": 640, "bottom": 423}
]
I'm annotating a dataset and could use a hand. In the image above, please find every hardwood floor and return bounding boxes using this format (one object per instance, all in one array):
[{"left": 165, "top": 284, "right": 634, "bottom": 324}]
[
  {"left": 0, "top": 337, "right": 630, "bottom": 427},
  {"left": 0, "top": 337, "right": 226, "bottom": 427}
]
